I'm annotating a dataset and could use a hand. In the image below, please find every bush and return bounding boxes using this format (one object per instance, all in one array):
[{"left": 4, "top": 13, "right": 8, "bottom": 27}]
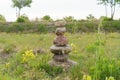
[
  {"left": 90, "top": 58, "right": 120, "bottom": 80},
  {"left": 100, "top": 16, "right": 113, "bottom": 21},
  {"left": 37, "top": 24, "right": 47, "bottom": 33},
  {"left": 41, "top": 15, "right": 52, "bottom": 22},
  {"left": 16, "top": 15, "right": 29, "bottom": 23},
  {"left": 0, "top": 14, "right": 6, "bottom": 22},
  {"left": 102, "top": 20, "right": 120, "bottom": 32},
  {"left": 0, "top": 20, "right": 120, "bottom": 33}
]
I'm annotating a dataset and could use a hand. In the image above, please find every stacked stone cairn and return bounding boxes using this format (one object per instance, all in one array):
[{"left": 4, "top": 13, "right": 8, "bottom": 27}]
[{"left": 49, "top": 21, "right": 77, "bottom": 69}]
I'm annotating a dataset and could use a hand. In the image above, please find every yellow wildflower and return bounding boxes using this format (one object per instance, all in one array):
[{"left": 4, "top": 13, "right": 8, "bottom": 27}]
[
  {"left": 21, "top": 50, "right": 35, "bottom": 63},
  {"left": 22, "top": 57, "right": 27, "bottom": 63},
  {"left": 83, "top": 75, "right": 92, "bottom": 80},
  {"left": 70, "top": 43, "right": 77, "bottom": 53},
  {"left": 5, "top": 62, "right": 10, "bottom": 68},
  {"left": 105, "top": 76, "right": 115, "bottom": 80}
]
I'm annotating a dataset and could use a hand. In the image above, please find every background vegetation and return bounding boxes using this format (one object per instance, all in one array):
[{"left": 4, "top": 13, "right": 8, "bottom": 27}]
[{"left": 0, "top": 19, "right": 120, "bottom": 33}]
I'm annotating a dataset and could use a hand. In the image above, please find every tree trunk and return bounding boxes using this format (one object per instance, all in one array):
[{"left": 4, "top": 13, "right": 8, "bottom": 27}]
[
  {"left": 111, "top": 5, "right": 113, "bottom": 19},
  {"left": 105, "top": 4, "right": 107, "bottom": 17},
  {"left": 16, "top": 8, "right": 18, "bottom": 18},
  {"left": 112, "top": 5, "right": 116, "bottom": 19},
  {"left": 18, "top": 8, "right": 21, "bottom": 17},
  {"left": 111, "top": 5, "right": 116, "bottom": 20}
]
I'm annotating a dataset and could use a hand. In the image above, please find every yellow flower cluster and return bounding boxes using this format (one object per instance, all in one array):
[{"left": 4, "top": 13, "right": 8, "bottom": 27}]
[
  {"left": 83, "top": 75, "right": 92, "bottom": 80},
  {"left": 22, "top": 50, "right": 35, "bottom": 63},
  {"left": 105, "top": 76, "right": 115, "bottom": 80},
  {"left": 70, "top": 43, "right": 77, "bottom": 53}
]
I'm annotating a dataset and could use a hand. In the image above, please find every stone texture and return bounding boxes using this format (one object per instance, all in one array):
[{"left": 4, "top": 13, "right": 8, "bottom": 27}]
[
  {"left": 49, "top": 59, "right": 77, "bottom": 70},
  {"left": 53, "top": 35, "right": 68, "bottom": 46},
  {"left": 53, "top": 54, "right": 68, "bottom": 62},
  {"left": 55, "top": 27, "right": 66, "bottom": 35},
  {"left": 49, "top": 20, "right": 77, "bottom": 70},
  {"left": 50, "top": 45, "right": 71, "bottom": 55},
  {"left": 54, "top": 21, "right": 66, "bottom": 27}
]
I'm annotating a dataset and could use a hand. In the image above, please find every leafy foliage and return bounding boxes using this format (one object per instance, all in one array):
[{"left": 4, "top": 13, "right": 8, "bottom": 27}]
[
  {"left": 86, "top": 14, "right": 97, "bottom": 21},
  {"left": 97, "top": 0, "right": 120, "bottom": 19},
  {"left": 41, "top": 15, "right": 52, "bottom": 22},
  {"left": 12, "top": 0, "right": 32, "bottom": 16},
  {"left": 64, "top": 16, "right": 75, "bottom": 22},
  {"left": 0, "top": 14, "right": 6, "bottom": 22},
  {"left": 16, "top": 15, "right": 29, "bottom": 22}
]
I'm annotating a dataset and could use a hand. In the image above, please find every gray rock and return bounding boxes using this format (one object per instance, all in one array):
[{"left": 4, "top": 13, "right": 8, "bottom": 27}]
[
  {"left": 53, "top": 54, "right": 68, "bottom": 62},
  {"left": 53, "top": 35, "right": 68, "bottom": 46},
  {"left": 54, "top": 21, "right": 66, "bottom": 27},
  {"left": 50, "top": 45, "right": 71, "bottom": 54},
  {"left": 55, "top": 27, "right": 66, "bottom": 35},
  {"left": 49, "top": 59, "right": 77, "bottom": 70}
]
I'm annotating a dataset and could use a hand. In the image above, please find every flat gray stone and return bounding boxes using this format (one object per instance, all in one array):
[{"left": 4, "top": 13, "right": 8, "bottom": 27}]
[
  {"left": 49, "top": 59, "right": 77, "bottom": 70},
  {"left": 54, "top": 21, "right": 66, "bottom": 27},
  {"left": 50, "top": 45, "right": 71, "bottom": 54}
]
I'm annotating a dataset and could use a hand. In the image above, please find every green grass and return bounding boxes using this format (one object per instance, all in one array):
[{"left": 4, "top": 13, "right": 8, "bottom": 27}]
[{"left": 0, "top": 32, "right": 120, "bottom": 80}]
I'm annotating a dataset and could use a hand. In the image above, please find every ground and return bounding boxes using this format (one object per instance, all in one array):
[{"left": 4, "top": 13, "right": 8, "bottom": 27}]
[{"left": 0, "top": 32, "right": 120, "bottom": 80}]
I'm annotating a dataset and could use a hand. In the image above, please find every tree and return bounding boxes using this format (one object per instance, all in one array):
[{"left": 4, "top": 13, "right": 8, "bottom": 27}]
[
  {"left": 97, "top": 0, "right": 108, "bottom": 17},
  {"left": 97, "top": 0, "right": 120, "bottom": 19},
  {"left": 0, "top": 14, "right": 6, "bottom": 22},
  {"left": 63, "top": 16, "right": 75, "bottom": 22},
  {"left": 108, "top": 0, "right": 120, "bottom": 19},
  {"left": 12, "top": 0, "right": 32, "bottom": 17},
  {"left": 41, "top": 15, "right": 53, "bottom": 22},
  {"left": 86, "top": 14, "right": 97, "bottom": 21}
]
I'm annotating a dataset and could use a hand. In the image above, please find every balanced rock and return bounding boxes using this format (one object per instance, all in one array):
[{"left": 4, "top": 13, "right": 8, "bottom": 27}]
[
  {"left": 55, "top": 27, "right": 66, "bottom": 35},
  {"left": 49, "top": 20, "right": 77, "bottom": 70},
  {"left": 53, "top": 35, "right": 68, "bottom": 46},
  {"left": 50, "top": 45, "right": 71, "bottom": 55},
  {"left": 54, "top": 20, "right": 66, "bottom": 27}
]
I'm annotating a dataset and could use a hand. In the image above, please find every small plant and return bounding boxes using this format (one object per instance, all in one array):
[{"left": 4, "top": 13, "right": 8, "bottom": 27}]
[
  {"left": 39, "top": 64, "right": 63, "bottom": 76},
  {"left": 3, "top": 44, "right": 16, "bottom": 54},
  {"left": 22, "top": 50, "right": 35, "bottom": 63}
]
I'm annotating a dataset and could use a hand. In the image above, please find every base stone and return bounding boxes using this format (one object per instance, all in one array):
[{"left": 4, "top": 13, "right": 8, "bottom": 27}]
[{"left": 49, "top": 59, "right": 77, "bottom": 70}]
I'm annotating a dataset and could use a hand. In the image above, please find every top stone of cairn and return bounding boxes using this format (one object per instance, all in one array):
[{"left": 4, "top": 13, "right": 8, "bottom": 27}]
[{"left": 54, "top": 20, "right": 66, "bottom": 27}]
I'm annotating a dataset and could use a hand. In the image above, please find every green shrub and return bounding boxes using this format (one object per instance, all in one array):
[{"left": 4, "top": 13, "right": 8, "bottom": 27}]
[
  {"left": 0, "top": 20, "right": 120, "bottom": 33},
  {"left": 0, "top": 14, "right": 6, "bottom": 22},
  {"left": 90, "top": 58, "right": 120, "bottom": 80},
  {"left": 37, "top": 24, "right": 47, "bottom": 33},
  {"left": 41, "top": 15, "right": 53, "bottom": 22},
  {"left": 100, "top": 16, "right": 113, "bottom": 21},
  {"left": 16, "top": 15, "right": 29, "bottom": 23},
  {"left": 102, "top": 20, "right": 120, "bottom": 32},
  {"left": 65, "top": 22, "right": 76, "bottom": 33}
]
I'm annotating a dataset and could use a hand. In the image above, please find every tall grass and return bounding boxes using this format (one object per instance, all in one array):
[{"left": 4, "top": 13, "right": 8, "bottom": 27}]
[{"left": 0, "top": 32, "right": 120, "bottom": 79}]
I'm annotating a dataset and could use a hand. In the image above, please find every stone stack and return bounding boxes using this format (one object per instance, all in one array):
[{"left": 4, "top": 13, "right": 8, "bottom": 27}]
[{"left": 49, "top": 21, "right": 77, "bottom": 69}]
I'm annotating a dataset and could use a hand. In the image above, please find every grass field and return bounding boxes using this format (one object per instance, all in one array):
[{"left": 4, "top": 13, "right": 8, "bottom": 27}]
[{"left": 0, "top": 32, "right": 120, "bottom": 80}]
